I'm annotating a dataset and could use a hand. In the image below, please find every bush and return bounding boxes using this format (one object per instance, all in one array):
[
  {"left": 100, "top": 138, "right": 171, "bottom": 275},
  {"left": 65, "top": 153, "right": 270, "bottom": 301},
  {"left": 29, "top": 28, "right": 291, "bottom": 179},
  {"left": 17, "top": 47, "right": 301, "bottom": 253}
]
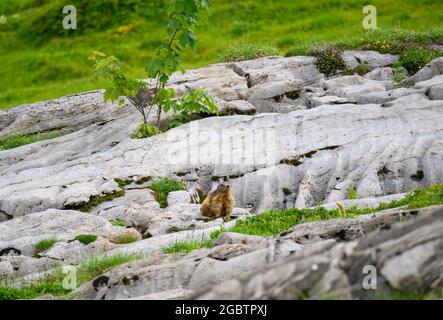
[
  {"left": 396, "top": 48, "right": 443, "bottom": 75},
  {"left": 150, "top": 177, "right": 186, "bottom": 208},
  {"left": 35, "top": 239, "right": 57, "bottom": 254},
  {"left": 220, "top": 42, "right": 281, "bottom": 62},
  {"left": 310, "top": 46, "right": 345, "bottom": 77},
  {"left": 74, "top": 234, "right": 97, "bottom": 245},
  {"left": 131, "top": 123, "right": 162, "bottom": 139}
]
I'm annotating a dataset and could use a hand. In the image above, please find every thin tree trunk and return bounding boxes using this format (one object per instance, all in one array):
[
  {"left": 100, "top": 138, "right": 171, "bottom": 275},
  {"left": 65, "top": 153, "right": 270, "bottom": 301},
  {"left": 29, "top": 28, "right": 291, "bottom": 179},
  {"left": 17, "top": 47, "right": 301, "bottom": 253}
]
[{"left": 156, "top": 106, "right": 162, "bottom": 128}]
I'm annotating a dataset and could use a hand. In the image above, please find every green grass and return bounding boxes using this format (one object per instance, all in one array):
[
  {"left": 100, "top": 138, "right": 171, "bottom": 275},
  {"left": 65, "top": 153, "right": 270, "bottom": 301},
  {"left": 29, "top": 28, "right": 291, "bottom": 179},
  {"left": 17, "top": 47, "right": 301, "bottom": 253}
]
[
  {"left": 112, "top": 234, "right": 139, "bottom": 244},
  {"left": 0, "top": 252, "right": 144, "bottom": 300},
  {"left": 0, "top": 280, "right": 70, "bottom": 300},
  {"left": 212, "top": 184, "right": 443, "bottom": 238},
  {"left": 0, "top": 130, "right": 61, "bottom": 151},
  {"left": 395, "top": 48, "right": 443, "bottom": 74},
  {"left": 130, "top": 123, "right": 162, "bottom": 139},
  {"left": 111, "top": 219, "right": 126, "bottom": 227},
  {"left": 74, "top": 234, "right": 97, "bottom": 245},
  {"left": 35, "top": 239, "right": 57, "bottom": 254},
  {"left": 161, "top": 184, "right": 443, "bottom": 254},
  {"left": 348, "top": 186, "right": 357, "bottom": 200},
  {"left": 162, "top": 238, "right": 213, "bottom": 254},
  {"left": 286, "top": 27, "right": 443, "bottom": 57},
  {"left": 75, "top": 253, "right": 144, "bottom": 285},
  {"left": 0, "top": 1, "right": 442, "bottom": 109},
  {"left": 219, "top": 41, "right": 281, "bottom": 62},
  {"left": 150, "top": 177, "right": 187, "bottom": 208},
  {"left": 65, "top": 189, "right": 125, "bottom": 212}
]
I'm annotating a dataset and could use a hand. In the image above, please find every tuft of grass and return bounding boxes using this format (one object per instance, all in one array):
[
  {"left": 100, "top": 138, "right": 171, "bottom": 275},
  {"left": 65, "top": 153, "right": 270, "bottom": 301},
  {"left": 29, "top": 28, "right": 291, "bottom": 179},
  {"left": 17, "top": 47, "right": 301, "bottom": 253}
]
[
  {"left": 114, "top": 178, "right": 133, "bottom": 188},
  {"left": 162, "top": 238, "right": 212, "bottom": 254},
  {"left": 348, "top": 186, "right": 357, "bottom": 200},
  {"left": 353, "top": 60, "right": 370, "bottom": 76},
  {"left": 111, "top": 219, "right": 126, "bottom": 227},
  {"left": 0, "top": 130, "right": 61, "bottom": 151},
  {"left": 35, "top": 239, "right": 57, "bottom": 254},
  {"left": 0, "top": 281, "right": 70, "bottom": 300},
  {"left": 130, "top": 123, "right": 162, "bottom": 139},
  {"left": 394, "top": 65, "right": 407, "bottom": 85},
  {"left": 150, "top": 177, "right": 186, "bottom": 208},
  {"left": 112, "top": 234, "right": 139, "bottom": 244},
  {"left": 65, "top": 189, "right": 125, "bottom": 212},
  {"left": 74, "top": 234, "right": 97, "bottom": 245},
  {"left": 0, "top": 252, "right": 144, "bottom": 300},
  {"left": 75, "top": 253, "right": 144, "bottom": 285},
  {"left": 219, "top": 41, "right": 281, "bottom": 62},
  {"left": 219, "top": 184, "right": 443, "bottom": 237},
  {"left": 394, "top": 48, "right": 443, "bottom": 75}
]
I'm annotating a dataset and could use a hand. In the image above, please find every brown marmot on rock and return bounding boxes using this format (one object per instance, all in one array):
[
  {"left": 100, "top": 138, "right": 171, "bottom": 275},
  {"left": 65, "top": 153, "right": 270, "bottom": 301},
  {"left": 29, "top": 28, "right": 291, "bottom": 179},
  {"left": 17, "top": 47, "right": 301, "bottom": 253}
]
[{"left": 200, "top": 179, "right": 235, "bottom": 219}]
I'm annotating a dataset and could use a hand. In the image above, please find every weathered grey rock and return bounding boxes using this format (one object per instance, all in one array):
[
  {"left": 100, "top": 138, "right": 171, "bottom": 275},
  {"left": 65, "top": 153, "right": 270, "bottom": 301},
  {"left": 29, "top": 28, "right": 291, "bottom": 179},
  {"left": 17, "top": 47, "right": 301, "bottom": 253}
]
[
  {"left": 0, "top": 210, "right": 11, "bottom": 222},
  {"left": 0, "top": 209, "right": 142, "bottom": 256},
  {"left": 144, "top": 204, "right": 251, "bottom": 237},
  {"left": 309, "top": 95, "right": 349, "bottom": 108},
  {"left": 323, "top": 75, "right": 394, "bottom": 102},
  {"left": 169, "top": 64, "right": 248, "bottom": 102},
  {"left": 402, "top": 57, "right": 443, "bottom": 85},
  {"left": 414, "top": 74, "right": 443, "bottom": 90},
  {"left": 92, "top": 189, "right": 156, "bottom": 222},
  {"left": 0, "top": 255, "right": 58, "bottom": 278},
  {"left": 40, "top": 237, "right": 118, "bottom": 264},
  {"left": 281, "top": 218, "right": 365, "bottom": 244},
  {"left": 196, "top": 206, "right": 443, "bottom": 299},
  {"left": 319, "top": 193, "right": 406, "bottom": 211},
  {"left": 167, "top": 191, "right": 192, "bottom": 206},
  {"left": 356, "top": 87, "right": 426, "bottom": 104},
  {"left": 364, "top": 67, "right": 395, "bottom": 81},
  {"left": 428, "top": 84, "right": 443, "bottom": 100},
  {"left": 280, "top": 204, "right": 439, "bottom": 247},
  {"left": 227, "top": 56, "right": 324, "bottom": 112},
  {"left": 219, "top": 100, "right": 256, "bottom": 115},
  {"left": 341, "top": 51, "right": 399, "bottom": 70},
  {"left": 229, "top": 56, "right": 323, "bottom": 87},
  {"left": 0, "top": 91, "right": 132, "bottom": 141},
  {"left": 69, "top": 237, "right": 302, "bottom": 300},
  {"left": 1, "top": 91, "right": 442, "bottom": 216},
  {"left": 212, "top": 232, "right": 268, "bottom": 247},
  {"left": 0, "top": 260, "right": 14, "bottom": 279}
]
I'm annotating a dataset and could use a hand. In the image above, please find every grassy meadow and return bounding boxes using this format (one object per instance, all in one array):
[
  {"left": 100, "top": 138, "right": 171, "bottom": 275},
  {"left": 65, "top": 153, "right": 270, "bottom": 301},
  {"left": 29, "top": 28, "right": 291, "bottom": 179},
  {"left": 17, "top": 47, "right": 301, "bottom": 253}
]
[{"left": 0, "top": 0, "right": 442, "bottom": 109}]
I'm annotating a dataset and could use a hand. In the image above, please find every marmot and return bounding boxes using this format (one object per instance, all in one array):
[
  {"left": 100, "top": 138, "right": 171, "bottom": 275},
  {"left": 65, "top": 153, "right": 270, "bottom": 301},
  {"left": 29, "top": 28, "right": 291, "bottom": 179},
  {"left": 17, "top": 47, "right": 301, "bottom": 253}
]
[{"left": 200, "top": 179, "right": 235, "bottom": 219}]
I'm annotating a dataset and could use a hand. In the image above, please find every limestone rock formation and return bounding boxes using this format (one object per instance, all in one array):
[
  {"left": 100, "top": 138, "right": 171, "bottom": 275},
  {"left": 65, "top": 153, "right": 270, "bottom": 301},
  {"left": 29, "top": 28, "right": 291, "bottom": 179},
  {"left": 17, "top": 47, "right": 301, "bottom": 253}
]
[{"left": 1, "top": 52, "right": 443, "bottom": 300}]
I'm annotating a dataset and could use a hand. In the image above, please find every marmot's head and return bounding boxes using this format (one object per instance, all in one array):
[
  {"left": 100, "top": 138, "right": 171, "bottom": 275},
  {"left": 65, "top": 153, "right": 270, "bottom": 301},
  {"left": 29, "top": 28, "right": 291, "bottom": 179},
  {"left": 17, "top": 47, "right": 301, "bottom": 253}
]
[{"left": 212, "top": 178, "right": 230, "bottom": 194}]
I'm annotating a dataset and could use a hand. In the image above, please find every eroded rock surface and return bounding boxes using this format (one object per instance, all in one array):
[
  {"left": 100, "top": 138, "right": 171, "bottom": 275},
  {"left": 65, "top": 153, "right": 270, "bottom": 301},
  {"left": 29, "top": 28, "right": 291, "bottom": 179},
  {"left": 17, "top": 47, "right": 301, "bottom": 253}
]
[
  {"left": 1, "top": 52, "right": 443, "bottom": 299},
  {"left": 196, "top": 206, "right": 443, "bottom": 299}
]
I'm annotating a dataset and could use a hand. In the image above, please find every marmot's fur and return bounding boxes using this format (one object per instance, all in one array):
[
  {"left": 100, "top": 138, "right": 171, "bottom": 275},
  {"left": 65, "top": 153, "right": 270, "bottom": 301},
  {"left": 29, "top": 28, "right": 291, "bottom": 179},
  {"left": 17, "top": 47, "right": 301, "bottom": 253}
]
[{"left": 200, "top": 179, "right": 235, "bottom": 219}]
